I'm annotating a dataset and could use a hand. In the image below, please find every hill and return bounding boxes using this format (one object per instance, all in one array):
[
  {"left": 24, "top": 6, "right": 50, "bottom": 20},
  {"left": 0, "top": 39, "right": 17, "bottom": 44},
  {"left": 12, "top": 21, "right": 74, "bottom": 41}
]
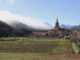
[
  {"left": 61, "top": 24, "right": 80, "bottom": 31},
  {"left": 0, "top": 21, "right": 13, "bottom": 37},
  {"left": 69, "top": 24, "right": 80, "bottom": 31},
  {"left": 0, "top": 21, "right": 33, "bottom": 37}
]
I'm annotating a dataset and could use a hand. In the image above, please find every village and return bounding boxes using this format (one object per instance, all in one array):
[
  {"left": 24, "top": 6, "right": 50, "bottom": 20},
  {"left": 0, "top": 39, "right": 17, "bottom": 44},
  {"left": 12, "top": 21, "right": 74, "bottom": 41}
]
[{"left": 33, "top": 18, "right": 73, "bottom": 38}]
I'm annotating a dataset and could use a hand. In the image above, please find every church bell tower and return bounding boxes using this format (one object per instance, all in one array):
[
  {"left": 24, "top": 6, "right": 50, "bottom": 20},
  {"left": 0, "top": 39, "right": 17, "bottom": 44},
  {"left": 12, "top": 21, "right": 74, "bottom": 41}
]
[{"left": 55, "top": 18, "right": 60, "bottom": 30}]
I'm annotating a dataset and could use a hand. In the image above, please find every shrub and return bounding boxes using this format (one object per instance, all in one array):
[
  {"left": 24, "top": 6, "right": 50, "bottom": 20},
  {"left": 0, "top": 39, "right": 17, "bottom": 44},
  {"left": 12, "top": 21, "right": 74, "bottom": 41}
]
[
  {"left": 72, "top": 42, "right": 79, "bottom": 54},
  {"left": 64, "top": 35, "right": 71, "bottom": 39}
]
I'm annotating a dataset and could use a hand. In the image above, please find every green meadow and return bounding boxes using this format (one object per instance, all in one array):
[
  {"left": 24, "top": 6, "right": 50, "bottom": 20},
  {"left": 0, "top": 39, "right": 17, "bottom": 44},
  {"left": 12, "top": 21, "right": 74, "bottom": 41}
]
[{"left": 0, "top": 37, "right": 79, "bottom": 60}]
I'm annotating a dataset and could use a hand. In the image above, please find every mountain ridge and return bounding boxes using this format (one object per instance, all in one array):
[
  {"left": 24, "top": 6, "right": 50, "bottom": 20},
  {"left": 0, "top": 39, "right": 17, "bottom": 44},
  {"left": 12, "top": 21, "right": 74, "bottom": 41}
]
[{"left": 61, "top": 24, "right": 80, "bottom": 31}]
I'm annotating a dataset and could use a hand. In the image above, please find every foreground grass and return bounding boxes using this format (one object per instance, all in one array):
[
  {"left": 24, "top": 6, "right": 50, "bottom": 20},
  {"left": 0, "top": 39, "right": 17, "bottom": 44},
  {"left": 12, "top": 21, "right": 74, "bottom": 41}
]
[
  {"left": 0, "top": 37, "right": 78, "bottom": 60},
  {"left": 0, "top": 52, "right": 80, "bottom": 60}
]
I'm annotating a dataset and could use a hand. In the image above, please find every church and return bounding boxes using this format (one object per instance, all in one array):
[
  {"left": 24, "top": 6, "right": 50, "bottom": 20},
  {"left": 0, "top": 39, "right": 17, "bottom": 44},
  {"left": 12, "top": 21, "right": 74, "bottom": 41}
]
[{"left": 33, "top": 18, "right": 72, "bottom": 38}]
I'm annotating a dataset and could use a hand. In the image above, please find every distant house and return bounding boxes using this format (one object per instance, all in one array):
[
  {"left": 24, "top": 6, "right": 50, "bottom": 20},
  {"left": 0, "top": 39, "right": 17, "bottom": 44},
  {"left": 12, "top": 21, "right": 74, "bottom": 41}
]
[{"left": 33, "top": 18, "right": 73, "bottom": 38}]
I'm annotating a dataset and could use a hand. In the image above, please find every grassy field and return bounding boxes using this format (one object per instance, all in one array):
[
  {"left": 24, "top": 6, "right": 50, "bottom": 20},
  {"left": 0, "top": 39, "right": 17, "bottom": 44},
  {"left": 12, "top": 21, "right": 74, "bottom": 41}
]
[
  {"left": 0, "top": 53, "right": 80, "bottom": 60},
  {"left": 0, "top": 37, "right": 79, "bottom": 60}
]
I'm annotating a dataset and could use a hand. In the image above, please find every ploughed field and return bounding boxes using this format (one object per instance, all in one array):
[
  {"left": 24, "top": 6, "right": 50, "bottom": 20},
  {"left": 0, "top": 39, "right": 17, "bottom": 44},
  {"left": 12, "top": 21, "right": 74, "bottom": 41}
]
[{"left": 0, "top": 37, "right": 79, "bottom": 60}]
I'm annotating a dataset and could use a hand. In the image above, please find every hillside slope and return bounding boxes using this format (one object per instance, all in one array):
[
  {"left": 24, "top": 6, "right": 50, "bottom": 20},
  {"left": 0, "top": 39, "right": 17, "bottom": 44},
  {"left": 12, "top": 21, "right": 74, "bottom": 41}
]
[
  {"left": 0, "top": 21, "right": 13, "bottom": 37},
  {"left": 0, "top": 21, "right": 33, "bottom": 37}
]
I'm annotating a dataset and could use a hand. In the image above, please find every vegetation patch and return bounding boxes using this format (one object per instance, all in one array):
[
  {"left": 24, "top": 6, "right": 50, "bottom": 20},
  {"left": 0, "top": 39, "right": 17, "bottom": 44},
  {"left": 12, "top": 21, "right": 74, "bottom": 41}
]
[
  {"left": 72, "top": 42, "right": 79, "bottom": 54},
  {"left": 50, "top": 40, "right": 73, "bottom": 54}
]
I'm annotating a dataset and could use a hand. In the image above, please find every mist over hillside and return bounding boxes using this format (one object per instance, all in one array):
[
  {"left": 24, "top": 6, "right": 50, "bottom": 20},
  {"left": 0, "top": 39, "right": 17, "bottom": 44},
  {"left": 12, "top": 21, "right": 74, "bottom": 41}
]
[
  {"left": 0, "top": 20, "right": 35, "bottom": 37},
  {"left": 0, "top": 11, "right": 52, "bottom": 30},
  {"left": 0, "top": 11, "right": 54, "bottom": 37}
]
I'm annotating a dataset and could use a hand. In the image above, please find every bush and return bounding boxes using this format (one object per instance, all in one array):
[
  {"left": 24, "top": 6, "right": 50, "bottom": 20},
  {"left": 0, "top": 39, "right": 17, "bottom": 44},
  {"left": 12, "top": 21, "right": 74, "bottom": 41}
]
[
  {"left": 72, "top": 42, "right": 79, "bottom": 54},
  {"left": 64, "top": 35, "right": 71, "bottom": 39}
]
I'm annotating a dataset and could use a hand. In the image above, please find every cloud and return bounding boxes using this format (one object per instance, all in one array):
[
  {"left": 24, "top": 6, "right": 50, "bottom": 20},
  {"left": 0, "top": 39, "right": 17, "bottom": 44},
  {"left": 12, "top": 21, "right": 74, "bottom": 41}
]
[
  {"left": 9, "top": 0, "right": 15, "bottom": 4},
  {"left": 0, "top": 11, "right": 52, "bottom": 30}
]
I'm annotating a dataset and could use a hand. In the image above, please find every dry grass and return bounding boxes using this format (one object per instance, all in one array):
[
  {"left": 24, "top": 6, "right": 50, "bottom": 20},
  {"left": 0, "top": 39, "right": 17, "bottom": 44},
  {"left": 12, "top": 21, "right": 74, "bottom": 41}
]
[{"left": 0, "top": 53, "right": 80, "bottom": 60}]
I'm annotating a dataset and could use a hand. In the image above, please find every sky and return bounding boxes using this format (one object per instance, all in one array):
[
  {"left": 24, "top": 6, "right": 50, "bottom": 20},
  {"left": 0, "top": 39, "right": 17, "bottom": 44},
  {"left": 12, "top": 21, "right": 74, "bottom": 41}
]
[{"left": 0, "top": 0, "right": 80, "bottom": 26}]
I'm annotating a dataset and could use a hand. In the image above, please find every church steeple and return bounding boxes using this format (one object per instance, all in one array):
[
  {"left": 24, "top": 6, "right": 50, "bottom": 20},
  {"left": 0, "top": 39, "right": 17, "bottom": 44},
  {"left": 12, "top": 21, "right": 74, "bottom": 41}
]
[{"left": 55, "top": 18, "right": 60, "bottom": 30}]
